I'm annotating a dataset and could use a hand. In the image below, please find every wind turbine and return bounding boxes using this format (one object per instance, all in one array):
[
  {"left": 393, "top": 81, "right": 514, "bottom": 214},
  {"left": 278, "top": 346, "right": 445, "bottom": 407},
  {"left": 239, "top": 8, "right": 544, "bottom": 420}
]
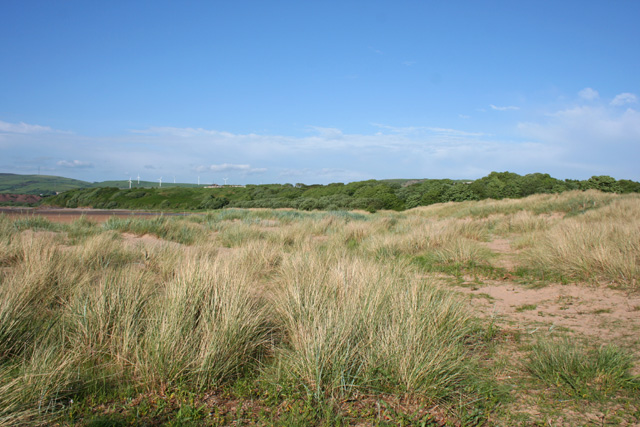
[
  {"left": 158, "top": 177, "right": 162, "bottom": 188},
  {"left": 128, "top": 177, "right": 132, "bottom": 189},
  {"left": 173, "top": 176, "right": 176, "bottom": 184},
  {"left": 137, "top": 174, "right": 140, "bottom": 185},
  {"left": 198, "top": 176, "right": 200, "bottom": 186},
  {"left": 223, "top": 177, "right": 228, "bottom": 186}
]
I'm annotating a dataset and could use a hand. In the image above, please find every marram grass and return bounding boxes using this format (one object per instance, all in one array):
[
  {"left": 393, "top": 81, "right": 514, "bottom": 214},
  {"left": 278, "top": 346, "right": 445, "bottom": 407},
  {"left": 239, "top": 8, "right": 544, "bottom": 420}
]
[{"left": 1, "top": 193, "right": 639, "bottom": 424}]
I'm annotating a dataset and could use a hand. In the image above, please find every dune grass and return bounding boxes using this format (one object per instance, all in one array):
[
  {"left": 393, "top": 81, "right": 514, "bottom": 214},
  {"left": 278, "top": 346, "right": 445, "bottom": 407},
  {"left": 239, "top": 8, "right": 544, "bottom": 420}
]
[
  {"left": 0, "top": 191, "right": 639, "bottom": 425},
  {"left": 521, "top": 197, "right": 640, "bottom": 287},
  {"left": 269, "top": 249, "right": 478, "bottom": 401}
]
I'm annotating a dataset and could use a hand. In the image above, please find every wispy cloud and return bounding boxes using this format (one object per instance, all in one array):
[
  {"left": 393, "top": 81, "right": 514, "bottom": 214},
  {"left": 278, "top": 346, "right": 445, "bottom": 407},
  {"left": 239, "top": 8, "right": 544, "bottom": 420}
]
[
  {"left": 426, "top": 127, "right": 486, "bottom": 137},
  {"left": 371, "top": 123, "right": 485, "bottom": 137},
  {"left": 195, "top": 163, "right": 267, "bottom": 175},
  {"left": 490, "top": 104, "right": 520, "bottom": 111},
  {"left": 4, "top": 95, "right": 640, "bottom": 184},
  {"left": 610, "top": 92, "right": 637, "bottom": 106},
  {"left": 578, "top": 87, "right": 599, "bottom": 100},
  {"left": 57, "top": 160, "right": 93, "bottom": 168},
  {"left": 0, "top": 120, "right": 68, "bottom": 134},
  {"left": 131, "top": 126, "right": 237, "bottom": 138},
  {"left": 278, "top": 167, "right": 368, "bottom": 182},
  {"left": 308, "top": 126, "right": 344, "bottom": 140},
  {"left": 402, "top": 60, "right": 416, "bottom": 66}
]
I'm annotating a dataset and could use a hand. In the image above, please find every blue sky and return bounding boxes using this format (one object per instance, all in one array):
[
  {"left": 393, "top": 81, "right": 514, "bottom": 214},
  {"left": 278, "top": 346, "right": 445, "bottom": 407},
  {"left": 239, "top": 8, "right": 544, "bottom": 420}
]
[{"left": 2, "top": 1, "right": 639, "bottom": 184}]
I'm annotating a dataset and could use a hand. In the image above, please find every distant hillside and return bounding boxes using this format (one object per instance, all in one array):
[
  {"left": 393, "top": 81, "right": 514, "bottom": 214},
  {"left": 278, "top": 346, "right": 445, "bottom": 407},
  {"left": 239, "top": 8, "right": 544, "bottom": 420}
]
[
  {"left": 0, "top": 173, "right": 92, "bottom": 195},
  {"left": 89, "top": 180, "right": 201, "bottom": 189},
  {"left": 0, "top": 174, "right": 202, "bottom": 196}
]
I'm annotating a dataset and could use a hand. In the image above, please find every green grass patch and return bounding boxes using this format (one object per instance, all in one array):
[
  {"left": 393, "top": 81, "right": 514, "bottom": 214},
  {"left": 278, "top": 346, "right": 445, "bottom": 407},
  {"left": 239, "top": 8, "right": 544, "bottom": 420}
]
[
  {"left": 526, "top": 339, "right": 640, "bottom": 400},
  {"left": 11, "top": 216, "right": 59, "bottom": 232},
  {"left": 102, "top": 216, "right": 200, "bottom": 244},
  {"left": 515, "top": 304, "right": 537, "bottom": 312}
]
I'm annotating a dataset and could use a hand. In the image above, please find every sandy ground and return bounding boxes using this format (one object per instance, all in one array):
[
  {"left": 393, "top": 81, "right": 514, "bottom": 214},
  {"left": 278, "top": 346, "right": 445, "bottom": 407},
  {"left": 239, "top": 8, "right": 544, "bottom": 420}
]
[
  {"left": 462, "top": 237, "right": 640, "bottom": 359},
  {"left": 461, "top": 281, "right": 640, "bottom": 348}
]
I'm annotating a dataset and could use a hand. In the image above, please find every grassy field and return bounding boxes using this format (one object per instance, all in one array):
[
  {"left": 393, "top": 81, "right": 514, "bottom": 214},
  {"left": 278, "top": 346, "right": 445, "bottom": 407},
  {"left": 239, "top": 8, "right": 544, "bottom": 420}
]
[
  {"left": 0, "top": 173, "right": 200, "bottom": 196},
  {"left": 0, "top": 190, "right": 639, "bottom": 426},
  {"left": 0, "top": 174, "right": 92, "bottom": 195}
]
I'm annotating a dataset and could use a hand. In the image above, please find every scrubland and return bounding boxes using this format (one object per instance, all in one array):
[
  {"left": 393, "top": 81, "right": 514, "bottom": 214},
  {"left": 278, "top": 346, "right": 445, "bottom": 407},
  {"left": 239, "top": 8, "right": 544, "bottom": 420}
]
[{"left": 0, "top": 190, "right": 639, "bottom": 426}]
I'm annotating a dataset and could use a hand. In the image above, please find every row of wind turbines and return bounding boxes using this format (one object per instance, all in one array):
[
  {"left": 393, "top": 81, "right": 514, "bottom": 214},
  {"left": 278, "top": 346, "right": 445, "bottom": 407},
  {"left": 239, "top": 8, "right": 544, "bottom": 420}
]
[{"left": 125, "top": 174, "right": 229, "bottom": 189}]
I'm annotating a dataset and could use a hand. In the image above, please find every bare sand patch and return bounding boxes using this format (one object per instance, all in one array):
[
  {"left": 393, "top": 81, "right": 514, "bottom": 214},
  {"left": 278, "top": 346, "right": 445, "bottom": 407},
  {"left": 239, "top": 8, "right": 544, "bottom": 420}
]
[
  {"left": 461, "top": 280, "right": 640, "bottom": 352},
  {"left": 481, "top": 237, "right": 521, "bottom": 270},
  {"left": 483, "top": 238, "right": 512, "bottom": 254}
]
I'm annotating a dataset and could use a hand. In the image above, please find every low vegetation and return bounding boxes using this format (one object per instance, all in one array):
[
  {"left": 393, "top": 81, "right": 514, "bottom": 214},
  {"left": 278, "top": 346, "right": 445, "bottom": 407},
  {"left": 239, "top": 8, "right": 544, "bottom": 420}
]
[
  {"left": 0, "top": 189, "right": 638, "bottom": 425},
  {"left": 42, "top": 171, "right": 640, "bottom": 212}
]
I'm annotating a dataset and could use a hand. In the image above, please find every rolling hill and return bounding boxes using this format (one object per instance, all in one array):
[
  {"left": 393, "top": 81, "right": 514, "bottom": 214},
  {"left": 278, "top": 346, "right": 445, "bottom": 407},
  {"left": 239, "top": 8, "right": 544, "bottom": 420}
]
[
  {"left": 0, "top": 173, "right": 92, "bottom": 195},
  {"left": 0, "top": 174, "right": 201, "bottom": 196}
]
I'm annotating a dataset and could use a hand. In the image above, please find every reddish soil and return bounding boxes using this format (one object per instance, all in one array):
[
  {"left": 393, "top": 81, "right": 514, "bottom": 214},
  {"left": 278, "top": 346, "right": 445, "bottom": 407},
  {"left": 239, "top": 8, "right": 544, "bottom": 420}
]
[
  {"left": 0, "top": 194, "right": 42, "bottom": 203},
  {"left": 463, "top": 237, "right": 640, "bottom": 356}
]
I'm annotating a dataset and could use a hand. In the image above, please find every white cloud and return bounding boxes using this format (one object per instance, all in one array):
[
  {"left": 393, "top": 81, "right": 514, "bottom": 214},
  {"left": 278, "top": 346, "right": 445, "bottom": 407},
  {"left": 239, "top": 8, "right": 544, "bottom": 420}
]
[
  {"left": 132, "top": 126, "right": 237, "bottom": 138},
  {"left": 519, "top": 106, "right": 640, "bottom": 144},
  {"left": 308, "top": 126, "right": 344, "bottom": 140},
  {"left": 578, "top": 87, "right": 599, "bottom": 100},
  {"left": 490, "top": 104, "right": 520, "bottom": 111},
  {"left": 5, "top": 99, "right": 640, "bottom": 184},
  {"left": 425, "top": 127, "right": 486, "bottom": 137},
  {"left": 57, "top": 160, "right": 93, "bottom": 168},
  {"left": 371, "top": 123, "right": 485, "bottom": 138},
  {"left": 196, "top": 163, "right": 266, "bottom": 175},
  {"left": 610, "top": 92, "right": 637, "bottom": 106},
  {"left": 517, "top": 104, "right": 640, "bottom": 178},
  {"left": 278, "top": 167, "right": 368, "bottom": 182},
  {"left": 0, "top": 120, "right": 64, "bottom": 134}
]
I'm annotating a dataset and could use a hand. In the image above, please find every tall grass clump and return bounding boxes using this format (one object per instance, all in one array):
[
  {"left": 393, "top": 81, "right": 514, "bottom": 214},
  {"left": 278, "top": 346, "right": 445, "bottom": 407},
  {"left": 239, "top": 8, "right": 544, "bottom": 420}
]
[
  {"left": 269, "top": 248, "right": 478, "bottom": 402},
  {"left": 0, "top": 232, "right": 99, "bottom": 424},
  {"left": 61, "top": 215, "right": 100, "bottom": 243},
  {"left": 0, "top": 215, "right": 18, "bottom": 266},
  {"left": 0, "top": 214, "right": 17, "bottom": 240},
  {"left": 0, "top": 343, "right": 85, "bottom": 426},
  {"left": 0, "top": 225, "right": 275, "bottom": 423},
  {"left": 493, "top": 210, "right": 553, "bottom": 234},
  {"left": 138, "top": 254, "right": 272, "bottom": 389},
  {"left": 526, "top": 339, "right": 639, "bottom": 399},
  {"left": 71, "top": 231, "right": 146, "bottom": 269},
  {"left": 0, "top": 232, "right": 90, "bottom": 362},
  {"left": 102, "top": 216, "right": 201, "bottom": 245},
  {"left": 11, "top": 215, "right": 59, "bottom": 232},
  {"left": 522, "top": 198, "right": 640, "bottom": 287},
  {"left": 215, "top": 221, "right": 267, "bottom": 247},
  {"left": 63, "top": 266, "right": 156, "bottom": 376}
]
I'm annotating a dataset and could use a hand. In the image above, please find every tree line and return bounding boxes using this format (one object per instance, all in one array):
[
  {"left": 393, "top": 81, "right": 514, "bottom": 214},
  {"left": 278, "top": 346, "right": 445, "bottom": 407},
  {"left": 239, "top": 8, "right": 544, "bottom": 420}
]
[{"left": 45, "top": 172, "right": 640, "bottom": 212}]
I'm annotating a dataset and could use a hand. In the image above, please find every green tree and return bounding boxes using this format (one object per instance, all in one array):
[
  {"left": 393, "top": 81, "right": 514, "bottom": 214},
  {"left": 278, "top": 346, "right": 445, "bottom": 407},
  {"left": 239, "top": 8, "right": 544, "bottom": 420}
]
[
  {"left": 199, "top": 195, "right": 229, "bottom": 210},
  {"left": 581, "top": 176, "right": 620, "bottom": 193}
]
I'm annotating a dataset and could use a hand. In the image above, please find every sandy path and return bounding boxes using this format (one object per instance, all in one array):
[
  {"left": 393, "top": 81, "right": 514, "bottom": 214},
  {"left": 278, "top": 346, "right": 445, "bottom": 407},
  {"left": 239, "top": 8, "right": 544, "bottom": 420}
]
[{"left": 463, "top": 236, "right": 640, "bottom": 355}]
